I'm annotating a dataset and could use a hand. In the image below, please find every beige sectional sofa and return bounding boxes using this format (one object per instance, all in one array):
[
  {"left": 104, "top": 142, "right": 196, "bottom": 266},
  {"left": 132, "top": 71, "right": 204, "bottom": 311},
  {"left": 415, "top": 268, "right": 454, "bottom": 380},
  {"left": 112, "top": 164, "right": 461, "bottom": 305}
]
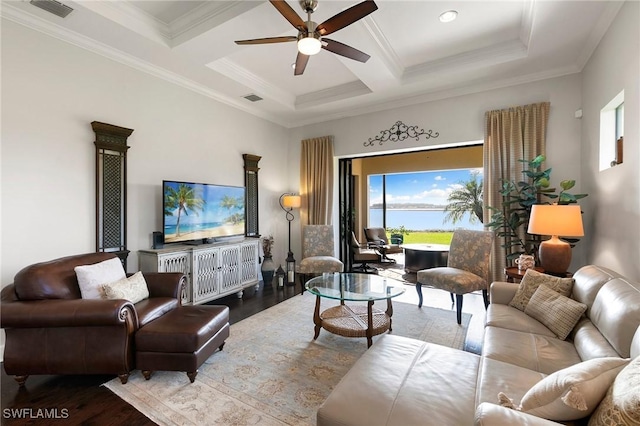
[{"left": 317, "top": 265, "right": 640, "bottom": 425}]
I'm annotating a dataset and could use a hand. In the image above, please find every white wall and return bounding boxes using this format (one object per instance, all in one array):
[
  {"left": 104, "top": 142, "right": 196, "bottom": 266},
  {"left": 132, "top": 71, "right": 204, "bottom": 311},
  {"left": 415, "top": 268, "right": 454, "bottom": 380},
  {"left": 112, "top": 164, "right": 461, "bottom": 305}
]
[
  {"left": 289, "top": 74, "right": 586, "bottom": 270},
  {"left": 580, "top": 1, "right": 640, "bottom": 280},
  {"left": 1, "top": 19, "right": 291, "bottom": 286}
]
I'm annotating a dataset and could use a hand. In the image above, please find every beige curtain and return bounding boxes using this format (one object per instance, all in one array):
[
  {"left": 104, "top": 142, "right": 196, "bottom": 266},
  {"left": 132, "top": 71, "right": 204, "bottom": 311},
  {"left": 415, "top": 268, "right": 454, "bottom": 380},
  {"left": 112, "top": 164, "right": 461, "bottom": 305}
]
[
  {"left": 483, "top": 102, "right": 550, "bottom": 282},
  {"left": 300, "top": 136, "right": 334, "bottom": 225}
]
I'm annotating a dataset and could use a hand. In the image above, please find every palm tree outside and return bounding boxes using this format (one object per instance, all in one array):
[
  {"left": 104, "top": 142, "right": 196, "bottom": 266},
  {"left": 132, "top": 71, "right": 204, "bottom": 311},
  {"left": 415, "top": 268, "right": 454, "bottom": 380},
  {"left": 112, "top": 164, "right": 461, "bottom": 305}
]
[{"left": 443, "top": 171, "right": 484, "bottom": 225}]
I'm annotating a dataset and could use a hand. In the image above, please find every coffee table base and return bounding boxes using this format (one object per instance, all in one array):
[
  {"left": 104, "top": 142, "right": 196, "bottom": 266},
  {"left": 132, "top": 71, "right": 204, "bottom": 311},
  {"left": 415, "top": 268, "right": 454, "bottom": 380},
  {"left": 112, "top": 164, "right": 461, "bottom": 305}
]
[{"left": 313, "top": 298, "right": 394, "bottom": 347}]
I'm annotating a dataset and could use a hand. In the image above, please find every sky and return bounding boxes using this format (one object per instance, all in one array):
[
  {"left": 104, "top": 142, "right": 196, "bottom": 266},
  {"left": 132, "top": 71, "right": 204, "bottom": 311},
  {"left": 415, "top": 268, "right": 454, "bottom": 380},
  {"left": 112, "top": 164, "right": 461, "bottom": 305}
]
[{"left": 369, "top": 168, "right": 483, "bottom": 207}]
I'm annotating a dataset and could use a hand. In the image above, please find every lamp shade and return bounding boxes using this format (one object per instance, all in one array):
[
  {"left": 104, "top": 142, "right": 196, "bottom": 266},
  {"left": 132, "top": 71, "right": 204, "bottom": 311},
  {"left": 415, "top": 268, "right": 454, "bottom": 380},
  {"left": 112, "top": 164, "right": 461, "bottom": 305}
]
[
  {"left": 527, "top": 204, "right": 584, "bottom": 237},
  {"left": 282, "top": 195, "right": 301, "bottom": 209}
]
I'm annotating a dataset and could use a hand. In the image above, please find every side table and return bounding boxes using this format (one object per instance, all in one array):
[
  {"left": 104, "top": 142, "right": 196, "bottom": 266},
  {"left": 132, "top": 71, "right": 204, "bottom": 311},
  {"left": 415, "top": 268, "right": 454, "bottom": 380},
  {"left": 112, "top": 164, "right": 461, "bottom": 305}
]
[
  {"left": 504, "top": 266, "right": 545, "bottom": 283},
  {"left": 504, "top": 266, "right": 574, "bottom": 283}
]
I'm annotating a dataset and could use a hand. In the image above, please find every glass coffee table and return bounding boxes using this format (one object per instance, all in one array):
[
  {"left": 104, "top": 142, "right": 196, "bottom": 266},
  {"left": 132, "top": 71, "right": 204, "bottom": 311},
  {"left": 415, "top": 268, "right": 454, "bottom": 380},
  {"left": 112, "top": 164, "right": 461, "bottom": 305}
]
[{"left": 305, "top": 273, "right": 405, "bottom": 347}]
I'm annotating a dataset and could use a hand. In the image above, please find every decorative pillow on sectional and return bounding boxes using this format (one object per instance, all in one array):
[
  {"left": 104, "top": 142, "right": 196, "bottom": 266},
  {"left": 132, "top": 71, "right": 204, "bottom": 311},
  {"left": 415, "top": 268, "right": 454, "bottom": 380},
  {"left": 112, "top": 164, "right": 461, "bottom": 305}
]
[
  {"left": 588, "top": 356, "right": 640, "bottom": 426},
  {"left": 509, "top": 268, "right": 574, "bottom": 312},
  {"left": 498, "top": 357, "right": 630, "bottom": 421},
  {"left": 102, "top": 271, "right": 149, "bottom": 304},
  {"left": 75, "top": 257, "right": 126, "bottom": 300},
  {"left": 525, "top": 284, "right": 587, "bottom": 340}
]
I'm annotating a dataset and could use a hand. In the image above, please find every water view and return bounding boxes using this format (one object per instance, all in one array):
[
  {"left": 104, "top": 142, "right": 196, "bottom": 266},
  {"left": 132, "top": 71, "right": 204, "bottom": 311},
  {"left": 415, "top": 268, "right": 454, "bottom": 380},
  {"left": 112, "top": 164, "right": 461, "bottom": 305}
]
[{"left": 369, "top": 208, "right": 483, "bottom": 232}]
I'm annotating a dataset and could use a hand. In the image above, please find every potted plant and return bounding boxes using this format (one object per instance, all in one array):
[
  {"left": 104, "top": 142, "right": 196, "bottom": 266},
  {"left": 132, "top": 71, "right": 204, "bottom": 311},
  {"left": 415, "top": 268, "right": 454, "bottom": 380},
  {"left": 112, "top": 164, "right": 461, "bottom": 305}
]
[
  {"left": 386, "top": 225, "right": 410, "bottom": 245},
  {"left": 487, "top": 155, "right": 587, "bottom": 264},
  {"left": 261, "top": 235, "right": 275, "bottom": 285}
]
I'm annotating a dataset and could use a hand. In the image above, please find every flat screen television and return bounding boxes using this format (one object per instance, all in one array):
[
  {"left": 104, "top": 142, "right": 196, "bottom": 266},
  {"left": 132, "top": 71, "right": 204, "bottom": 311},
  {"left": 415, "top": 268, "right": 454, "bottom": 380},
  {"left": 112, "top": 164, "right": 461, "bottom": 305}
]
[{"left": 163, "top": 180, "right": 245, "bottom": 244}]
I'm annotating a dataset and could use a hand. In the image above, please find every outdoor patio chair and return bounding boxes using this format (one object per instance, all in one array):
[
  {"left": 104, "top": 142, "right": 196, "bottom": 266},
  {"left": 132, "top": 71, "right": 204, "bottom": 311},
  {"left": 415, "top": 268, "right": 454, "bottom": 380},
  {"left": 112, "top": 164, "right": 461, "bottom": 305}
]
[
  {"left": 350, "top": 232, "right": 380, "bottom": 273},
  {"left": 363, "top": 227, "right": 403, "bottom": 263}
]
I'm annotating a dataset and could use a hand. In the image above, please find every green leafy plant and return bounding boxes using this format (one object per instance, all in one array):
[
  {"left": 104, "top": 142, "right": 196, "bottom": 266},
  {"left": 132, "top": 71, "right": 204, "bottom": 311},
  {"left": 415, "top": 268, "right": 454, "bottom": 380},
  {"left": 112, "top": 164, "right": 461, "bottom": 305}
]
[{"left": 487, "top": 155, "right": 588, "bottom": 262}]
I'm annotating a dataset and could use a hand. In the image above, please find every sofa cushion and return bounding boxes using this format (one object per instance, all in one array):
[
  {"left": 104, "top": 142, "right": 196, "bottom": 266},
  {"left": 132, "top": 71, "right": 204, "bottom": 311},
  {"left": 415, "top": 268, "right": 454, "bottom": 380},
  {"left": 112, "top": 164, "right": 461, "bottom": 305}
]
[
  {"left": 75, "top": 257, "right": 126, "bottom": 300},
  {"left": 486, "top": 303, "right": 557, "bottom": 337},
  {"left": 476, "top": 357, "right": 545, "bottom": 407},
  {"left": 525, "top": 285, "right": 587, "bottom": 340},
  {"left": 509, "top": 269, "right": 574, "bottom": 312},
  {"left": 499, "top": 357, "right": 629, "bottom": 421},
  {"left": 102, "top": 271, "right": 149, "bottom": 304},
  {"left": 317, "top": 335, "right": 480, "bottom": 426},
  {"left": 572, "top": 318, "right": 621, "bottom": 361},
  {"left": 588, "top": 278, "right": 640, "bottom": 358},
  {"left": 588, "top": 356, "right": 640, "bottom": 425},
  {"left": 482, "top": 327, "right": 582, "bottom": 375}
]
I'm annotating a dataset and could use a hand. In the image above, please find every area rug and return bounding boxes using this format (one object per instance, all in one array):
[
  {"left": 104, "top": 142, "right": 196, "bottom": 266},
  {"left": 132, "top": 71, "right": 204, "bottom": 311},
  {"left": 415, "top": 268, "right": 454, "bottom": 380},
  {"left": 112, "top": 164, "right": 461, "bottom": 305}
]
[{"left": 104, "top": 292, "right": 471, "bottom": 426}]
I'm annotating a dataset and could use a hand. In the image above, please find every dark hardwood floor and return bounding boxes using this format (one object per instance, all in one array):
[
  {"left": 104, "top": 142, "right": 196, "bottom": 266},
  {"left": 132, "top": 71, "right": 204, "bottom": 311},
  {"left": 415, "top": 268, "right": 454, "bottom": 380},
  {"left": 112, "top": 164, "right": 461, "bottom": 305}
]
[{"left": 1, "top": 279, "right": 485, "bottom": 425}]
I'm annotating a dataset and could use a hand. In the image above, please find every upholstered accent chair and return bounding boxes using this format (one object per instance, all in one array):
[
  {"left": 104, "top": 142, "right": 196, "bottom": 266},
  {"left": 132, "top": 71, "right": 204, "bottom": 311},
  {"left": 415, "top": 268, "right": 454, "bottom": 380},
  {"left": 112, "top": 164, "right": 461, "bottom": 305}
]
[
  {"left": 297, "top": 225, "right": 344, "bottom": 292},
  {"left": 416, "top": 229, "right": 494, "bottom": 324},
  {"left": 350, "top": 232, "right": 380, "bottom": 273},
  {"left": 363, "top": 227, "right": 403, "bottom": 262}
]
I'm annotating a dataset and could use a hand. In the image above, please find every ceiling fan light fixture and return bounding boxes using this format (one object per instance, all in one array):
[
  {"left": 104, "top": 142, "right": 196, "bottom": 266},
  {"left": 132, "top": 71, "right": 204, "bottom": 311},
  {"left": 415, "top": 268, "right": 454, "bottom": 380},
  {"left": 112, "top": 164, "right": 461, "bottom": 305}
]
[
  {"left": 298, "top": 36, "right": 322, "bottom": 55},
  {"left": 439, "top": 10, "right": 458, "bottom": 23}
]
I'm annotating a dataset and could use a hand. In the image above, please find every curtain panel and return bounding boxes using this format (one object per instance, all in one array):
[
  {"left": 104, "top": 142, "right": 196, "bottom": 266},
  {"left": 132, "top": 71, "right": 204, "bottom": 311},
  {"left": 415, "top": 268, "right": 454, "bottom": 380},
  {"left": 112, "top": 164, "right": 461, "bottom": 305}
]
[
  {"left": 300, "top": 136, "right": 334, "bottom": 225},
  {"left": 483, "top": 102, "right": 550, "bottom": 282}
]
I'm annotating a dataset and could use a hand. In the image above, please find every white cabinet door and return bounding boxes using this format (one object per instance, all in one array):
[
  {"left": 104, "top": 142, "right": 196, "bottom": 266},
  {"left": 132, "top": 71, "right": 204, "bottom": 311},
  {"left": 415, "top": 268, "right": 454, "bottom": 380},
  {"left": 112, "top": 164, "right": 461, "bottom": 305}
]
[
  {"left": 192, "top": 247, "right": 219, "bottom": 304},
  {"left": 154, "top": 251, "right": 191, "bottom": 305},
  {"left": 218, "top": 245, "right": 241, "bottom": 295},
  {"left": 240, "top": 240, "right": 259, "bottom": 285}
]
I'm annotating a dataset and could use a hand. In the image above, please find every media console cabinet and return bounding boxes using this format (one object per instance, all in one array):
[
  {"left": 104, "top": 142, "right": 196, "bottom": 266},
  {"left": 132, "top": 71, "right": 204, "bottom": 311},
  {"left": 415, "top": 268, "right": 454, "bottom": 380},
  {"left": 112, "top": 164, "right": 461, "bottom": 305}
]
[{"left": 138, "top": 238, "right": 260, "bottom": 305}]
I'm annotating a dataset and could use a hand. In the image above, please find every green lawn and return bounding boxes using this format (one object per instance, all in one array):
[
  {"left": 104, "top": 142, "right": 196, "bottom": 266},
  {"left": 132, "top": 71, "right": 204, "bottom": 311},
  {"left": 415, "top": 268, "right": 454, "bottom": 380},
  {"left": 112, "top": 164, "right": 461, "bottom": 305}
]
[{"left": 394, "top": 231, "right": 453, "bottom": 245}]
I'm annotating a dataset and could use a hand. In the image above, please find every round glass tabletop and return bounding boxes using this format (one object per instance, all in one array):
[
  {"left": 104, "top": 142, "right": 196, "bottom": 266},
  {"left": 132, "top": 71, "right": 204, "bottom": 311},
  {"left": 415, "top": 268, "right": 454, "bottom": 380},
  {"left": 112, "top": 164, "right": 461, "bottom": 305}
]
[{"left": 305, "top": 273, "right": 405, "bottom": 302}]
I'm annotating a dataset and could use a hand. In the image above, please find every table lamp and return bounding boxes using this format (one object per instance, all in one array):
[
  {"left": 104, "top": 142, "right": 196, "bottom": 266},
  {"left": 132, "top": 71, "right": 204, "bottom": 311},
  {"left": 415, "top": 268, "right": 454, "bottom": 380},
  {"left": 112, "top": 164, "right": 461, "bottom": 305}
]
[
  {"left": 527, "top": 204, "right": 584, "bottom": 275},
  {"left": 279, "top": 193, "right": 301, "bottom": 285}
]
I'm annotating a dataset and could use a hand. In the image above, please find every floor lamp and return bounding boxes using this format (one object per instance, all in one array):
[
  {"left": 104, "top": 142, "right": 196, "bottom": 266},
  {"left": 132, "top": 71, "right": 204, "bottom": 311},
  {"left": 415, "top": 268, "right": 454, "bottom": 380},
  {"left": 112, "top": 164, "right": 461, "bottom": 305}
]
[
  {"left": 527, "top": 204, "right": 584, "bottom": 275},
  {"left": 279, "top": 193, "right": 301, "bottom": 285}
]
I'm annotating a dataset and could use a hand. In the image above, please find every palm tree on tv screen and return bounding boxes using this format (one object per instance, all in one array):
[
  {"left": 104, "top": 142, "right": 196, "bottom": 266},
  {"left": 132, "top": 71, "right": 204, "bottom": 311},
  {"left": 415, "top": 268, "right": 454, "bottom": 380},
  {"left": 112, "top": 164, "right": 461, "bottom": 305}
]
[
  {"left": 164, "top": 183, "right": 205, "bottom": 237},
  {"left": 444, "top": 172, "right": 484, "bottom": 225},
  {"left": 220, "top": 195, "right": 244, "bottom": 224}
]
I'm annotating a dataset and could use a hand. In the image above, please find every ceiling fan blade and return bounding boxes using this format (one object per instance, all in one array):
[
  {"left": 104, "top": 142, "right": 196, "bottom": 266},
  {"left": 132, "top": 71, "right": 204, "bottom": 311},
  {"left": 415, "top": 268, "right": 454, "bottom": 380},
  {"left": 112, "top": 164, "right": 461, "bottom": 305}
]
[
  {"left": 294, "top": 52, "right": 310, "bottom": 76},
  {"left": 269, "top": 0, "right": 306, "bottom": 32},
  {"left": 235, "top": 36, "right": 297, "bottom": 45},
  {"left": 316, "top": 0, "right": 378, "bottom": 36},
  {"left": 322, "top": 38, "right": 370, "bottom": 62}
]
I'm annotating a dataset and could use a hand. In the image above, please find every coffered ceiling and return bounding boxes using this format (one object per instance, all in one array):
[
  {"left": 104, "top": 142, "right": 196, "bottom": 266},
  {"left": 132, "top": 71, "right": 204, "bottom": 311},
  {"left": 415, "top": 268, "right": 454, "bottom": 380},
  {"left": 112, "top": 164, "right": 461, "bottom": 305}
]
[{"left": 1, "top": 0, "right": 624, "bottom": 127}]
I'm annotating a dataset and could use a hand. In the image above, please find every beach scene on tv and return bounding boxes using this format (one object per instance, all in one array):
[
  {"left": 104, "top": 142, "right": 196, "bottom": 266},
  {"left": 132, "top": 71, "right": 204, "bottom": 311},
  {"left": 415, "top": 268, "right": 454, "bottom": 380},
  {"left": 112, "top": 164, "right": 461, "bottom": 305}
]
[{"left": 163, "top": 181, "right": 245, "bottom": 244}]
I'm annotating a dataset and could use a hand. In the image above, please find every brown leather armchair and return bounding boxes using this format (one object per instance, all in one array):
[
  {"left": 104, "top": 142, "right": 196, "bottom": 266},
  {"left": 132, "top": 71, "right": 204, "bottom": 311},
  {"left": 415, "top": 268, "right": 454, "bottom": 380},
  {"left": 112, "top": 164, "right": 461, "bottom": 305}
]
[{"left": 0, "top": 252, "right": 185, "bottom": 386}]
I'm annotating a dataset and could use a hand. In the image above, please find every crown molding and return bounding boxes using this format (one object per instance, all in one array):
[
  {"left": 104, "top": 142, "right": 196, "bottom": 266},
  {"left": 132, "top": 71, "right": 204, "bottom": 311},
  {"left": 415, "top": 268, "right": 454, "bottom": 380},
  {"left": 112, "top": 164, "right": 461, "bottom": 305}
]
[
  {"left": 295, "top": 81, "right": 372, "bottom": 109},
  {"left": 519, "top": 0, "right": 535, "bottom": 48},
  {"left": 402, "top": 39, "right": 528, "bottom": 83},
  {"left": 361, "top": 16, "right": 403, "bottom": 80},
  {"left": 574, "top": 1, "right": 624, "bottom": 71},
  {"left": 1, "top": 3, "right": 289, "bottom": 128},
  {"left": 79, "top": 1, "right": 171, "bottom": 47},
  {"left": 288, "top": 65, "right": 580, "bottom": 128}
]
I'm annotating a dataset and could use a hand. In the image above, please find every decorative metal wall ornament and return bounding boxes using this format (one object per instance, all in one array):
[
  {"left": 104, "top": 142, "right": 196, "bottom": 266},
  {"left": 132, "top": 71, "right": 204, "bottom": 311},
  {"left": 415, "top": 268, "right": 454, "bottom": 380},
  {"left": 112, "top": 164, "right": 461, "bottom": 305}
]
[{"left": 364, "top": 120, "right": 439, "bottom": 147}]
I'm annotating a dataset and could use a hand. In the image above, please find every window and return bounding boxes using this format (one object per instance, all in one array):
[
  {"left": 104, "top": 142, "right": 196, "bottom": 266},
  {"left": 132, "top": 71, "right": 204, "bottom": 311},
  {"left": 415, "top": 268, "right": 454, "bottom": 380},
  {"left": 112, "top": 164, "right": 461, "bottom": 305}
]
[
  {"left": 599, "top": 91, "right": 624, "bottom": 170},
  {"left": 367, "top": 168, "right": 484, "bottom": 236}
]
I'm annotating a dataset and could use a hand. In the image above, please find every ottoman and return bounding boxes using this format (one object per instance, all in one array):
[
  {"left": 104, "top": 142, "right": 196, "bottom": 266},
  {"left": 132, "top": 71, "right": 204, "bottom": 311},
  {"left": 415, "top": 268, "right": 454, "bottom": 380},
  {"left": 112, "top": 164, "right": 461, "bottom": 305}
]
[{"left": 135, "top": 305, "right": 230, "bottom": 383}]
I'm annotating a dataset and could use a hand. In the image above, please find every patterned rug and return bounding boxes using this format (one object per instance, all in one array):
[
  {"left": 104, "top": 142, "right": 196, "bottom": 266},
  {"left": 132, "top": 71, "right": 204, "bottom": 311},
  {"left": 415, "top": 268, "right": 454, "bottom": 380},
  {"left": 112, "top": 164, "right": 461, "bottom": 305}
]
[{"left": 104, "top": 292, "right": 471, "bottom": 426}]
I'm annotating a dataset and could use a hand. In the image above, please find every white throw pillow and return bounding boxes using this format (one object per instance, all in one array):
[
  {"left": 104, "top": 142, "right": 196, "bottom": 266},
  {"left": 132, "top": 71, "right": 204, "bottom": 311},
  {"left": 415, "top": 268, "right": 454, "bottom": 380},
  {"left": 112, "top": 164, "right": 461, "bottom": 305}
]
[
  {"left": 75, "top": 257, "right": 126, "bottom": 300},
  {"left": 102, "top": 271, "right": 149, "bottom": 304},
  {"left": 498, "top": 357, "right": 630, "bottom": 421}
]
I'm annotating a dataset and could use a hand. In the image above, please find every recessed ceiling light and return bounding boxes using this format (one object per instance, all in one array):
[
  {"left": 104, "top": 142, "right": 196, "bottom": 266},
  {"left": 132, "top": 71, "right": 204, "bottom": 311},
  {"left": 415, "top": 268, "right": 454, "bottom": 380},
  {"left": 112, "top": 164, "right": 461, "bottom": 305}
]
[{"left": 439, "top": 10, "right": 458, "bottom": 23}]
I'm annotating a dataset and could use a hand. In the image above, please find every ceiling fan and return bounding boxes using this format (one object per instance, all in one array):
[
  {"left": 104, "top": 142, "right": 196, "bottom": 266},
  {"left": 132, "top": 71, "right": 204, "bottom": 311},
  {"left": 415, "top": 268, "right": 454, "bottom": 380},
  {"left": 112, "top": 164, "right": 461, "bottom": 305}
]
[{"left": 235, "top": 0, "right": 378, "bottom": 76}]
